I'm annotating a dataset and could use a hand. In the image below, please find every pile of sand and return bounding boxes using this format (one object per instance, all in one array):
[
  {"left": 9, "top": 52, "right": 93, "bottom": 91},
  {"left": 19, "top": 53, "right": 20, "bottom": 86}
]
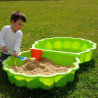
[{"left": 10, "top": 57, "right": 72, "bottom": 75}]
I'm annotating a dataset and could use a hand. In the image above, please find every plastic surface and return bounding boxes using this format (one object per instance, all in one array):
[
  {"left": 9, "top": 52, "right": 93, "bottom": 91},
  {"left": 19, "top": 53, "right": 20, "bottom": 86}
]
[
  {"left": 32, "top": 37, "right": 97, "bottom": 63},
  {"left": 31, "top": 49, "right": 43, "bottom": 61},
  {"left": 3, "top": 51, "right": 80, "bottom": 90}
]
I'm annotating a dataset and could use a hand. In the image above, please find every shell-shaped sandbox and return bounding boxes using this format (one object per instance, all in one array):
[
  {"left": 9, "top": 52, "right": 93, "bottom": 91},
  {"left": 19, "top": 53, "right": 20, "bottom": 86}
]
[
  {"left": 32, "top": 37, "right": 97, "bottom": 63},
  {"left": 3, "top": 50, "right": 80, "bottom": 90}
]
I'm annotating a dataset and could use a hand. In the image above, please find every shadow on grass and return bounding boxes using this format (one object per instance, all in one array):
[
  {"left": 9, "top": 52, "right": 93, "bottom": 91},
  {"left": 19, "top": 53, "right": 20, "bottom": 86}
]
[{"left": 0, "top": 59, "right": 95, "bottom": 98}]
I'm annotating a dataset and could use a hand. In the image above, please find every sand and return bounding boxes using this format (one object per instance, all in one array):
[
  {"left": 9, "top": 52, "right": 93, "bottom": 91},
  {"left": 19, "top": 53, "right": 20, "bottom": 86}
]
[{"left": 10, "top": 57, "right": 72, "bottom": 75}]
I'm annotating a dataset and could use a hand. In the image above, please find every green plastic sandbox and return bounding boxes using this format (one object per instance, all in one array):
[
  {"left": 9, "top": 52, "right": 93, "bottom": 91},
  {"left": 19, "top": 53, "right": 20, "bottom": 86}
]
[
  {"left": 32, "top": 37, "right": 97, "bottom": 63},
  {"left": 3, "top": 50, "right": 80, "bottom": 90},
  {"left": 2, "top": 37, "right": 97, "bottom": 90}
]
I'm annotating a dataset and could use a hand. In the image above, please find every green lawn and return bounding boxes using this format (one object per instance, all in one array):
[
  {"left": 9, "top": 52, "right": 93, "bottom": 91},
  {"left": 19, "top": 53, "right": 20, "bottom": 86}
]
[{"left": 0, "top": 0, "right": 98, "bottom": 98}]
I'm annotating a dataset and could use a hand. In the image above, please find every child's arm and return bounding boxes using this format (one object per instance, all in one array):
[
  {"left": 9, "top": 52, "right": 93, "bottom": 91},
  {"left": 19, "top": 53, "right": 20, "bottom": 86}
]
[
  {"left": 13, "top": 50, "right": 18, "bottom": 57},
  {"left": 0, "top": 26, "right": 8, "bottom": 52},
  {"left": 2, "top": 46, "right": 8, "bottom": 53},
  {"left": 14, "top": 31, "right": 23, "bottom": 57}
]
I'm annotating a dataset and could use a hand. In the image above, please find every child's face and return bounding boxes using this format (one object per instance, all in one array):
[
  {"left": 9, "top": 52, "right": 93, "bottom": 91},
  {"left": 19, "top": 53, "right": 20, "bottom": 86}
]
[{"left": 12, "top": 19, "right": 24, "bottom": 32}]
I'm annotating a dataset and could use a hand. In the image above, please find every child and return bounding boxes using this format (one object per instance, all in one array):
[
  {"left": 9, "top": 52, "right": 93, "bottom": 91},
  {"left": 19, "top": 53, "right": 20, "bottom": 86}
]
[{"left": 0, "top": 11, "right": 26, "bottom": 68}]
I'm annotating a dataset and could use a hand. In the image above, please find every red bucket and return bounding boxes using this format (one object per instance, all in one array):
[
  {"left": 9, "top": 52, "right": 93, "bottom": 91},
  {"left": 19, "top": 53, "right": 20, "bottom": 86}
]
[{"left": 31, "top": 49, "right": 43, "bottom": 61}]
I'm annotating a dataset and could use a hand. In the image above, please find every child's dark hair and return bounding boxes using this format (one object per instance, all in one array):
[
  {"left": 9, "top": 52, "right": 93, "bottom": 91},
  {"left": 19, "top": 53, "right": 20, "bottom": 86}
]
[{"left": 11, "top": 11, "right": 26, "bottom": 23}]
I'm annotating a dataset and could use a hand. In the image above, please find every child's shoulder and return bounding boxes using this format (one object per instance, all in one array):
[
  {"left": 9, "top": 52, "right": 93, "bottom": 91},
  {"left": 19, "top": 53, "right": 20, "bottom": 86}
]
[
  {"left": 16, "top": 30, "right": 23, "bottom": 36},
  {"left": 3, "top": 25, "right": 10, "bottom": 29}
]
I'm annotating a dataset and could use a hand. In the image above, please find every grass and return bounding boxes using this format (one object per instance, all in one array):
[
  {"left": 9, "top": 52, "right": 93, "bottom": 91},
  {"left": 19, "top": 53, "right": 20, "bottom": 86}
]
[{"left": 0, "top": 0, "right": 98, "bottom": 97}]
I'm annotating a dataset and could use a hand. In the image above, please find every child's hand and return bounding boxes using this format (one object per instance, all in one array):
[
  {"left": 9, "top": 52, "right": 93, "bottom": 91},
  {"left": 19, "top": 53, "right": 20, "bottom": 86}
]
[
  {"left": 2, "top": 46, "right": 8, "bottom": 53},
  {"left": 14, "top": 50, "right": 18, "bottom": 57}
]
